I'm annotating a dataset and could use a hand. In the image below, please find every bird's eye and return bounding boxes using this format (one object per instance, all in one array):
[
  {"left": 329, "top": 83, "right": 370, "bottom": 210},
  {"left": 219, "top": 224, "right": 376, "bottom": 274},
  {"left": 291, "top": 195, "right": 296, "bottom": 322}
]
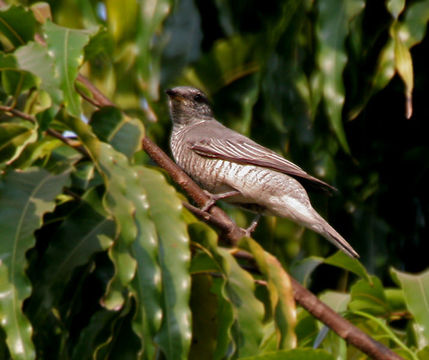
[{"left": 193, "top": 94, "right": 204, "bottom": 102}]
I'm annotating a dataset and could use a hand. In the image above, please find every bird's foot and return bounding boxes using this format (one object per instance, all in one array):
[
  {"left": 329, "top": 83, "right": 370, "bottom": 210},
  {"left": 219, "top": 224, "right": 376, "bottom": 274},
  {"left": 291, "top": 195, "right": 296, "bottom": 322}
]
[
  {"left": 201, "top": 190, "right": 241, "bottom": 212},
  {"left": 243, "top": 214, "right": 261, "bottom": 237}
]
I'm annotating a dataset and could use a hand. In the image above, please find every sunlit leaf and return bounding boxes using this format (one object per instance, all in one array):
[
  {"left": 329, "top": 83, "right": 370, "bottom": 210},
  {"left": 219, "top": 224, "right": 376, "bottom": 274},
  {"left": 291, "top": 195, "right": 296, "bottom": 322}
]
[
  {"left": 0, "top": 122, "right": 37, "bottom": 165},
  {"left": 45, "top": 21, "right": 95, "bottom": 117},
  {"left": 240, "top": 348, "right": 335, "bottom": 360},
  {"left": 189, "top": 223, "right": 265, "bottom": 358},
  {"left": 15, "top": 42, "right": 62, "bottom": 105},
  {"left": 391, "top": 268, "right": 429, "bottom": 347},
  {"left": 105, "top": 0, "right": 137, "bottom": 42},
  {"left": 400, "top": 1, "right": 429, "bottom": 48},
  {"left": 138, "top": 166, "right": 191, "bottom": 360},
  {"left": 240, "top": 237, "right": 296, "bottom": 349},
  {"left": 0, "top": 167, "right": 70, "bottom": 360},
  {"left": 136, "top": 0, "right": 173, "bottom": 99},
  {"left": 315, "top": 0, "right": 365, "bottom": 152},
  {"left": 349, "top": 276, "right": 390, "bottom": 316},
  {"left": 324, "top": 251, "right": 371, "bottom": 283}
]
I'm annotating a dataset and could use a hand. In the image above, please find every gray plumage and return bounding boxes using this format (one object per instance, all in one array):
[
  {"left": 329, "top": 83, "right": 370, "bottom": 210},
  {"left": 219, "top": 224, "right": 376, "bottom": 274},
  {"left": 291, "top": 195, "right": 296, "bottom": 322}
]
[{"left": 166, "top": 86, "right": 359, "bottom": 258}]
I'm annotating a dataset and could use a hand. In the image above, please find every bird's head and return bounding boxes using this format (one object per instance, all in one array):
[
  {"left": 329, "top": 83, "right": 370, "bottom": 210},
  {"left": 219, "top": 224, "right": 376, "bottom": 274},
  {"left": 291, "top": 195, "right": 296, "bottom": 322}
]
[{"left": 166, "top": 86, "right": 214, "bottom": 125}]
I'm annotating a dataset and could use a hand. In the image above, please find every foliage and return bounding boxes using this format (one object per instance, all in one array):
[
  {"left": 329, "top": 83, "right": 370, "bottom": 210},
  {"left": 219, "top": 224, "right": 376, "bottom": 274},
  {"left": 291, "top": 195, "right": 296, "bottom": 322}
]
[{"left": 0, "top": 0, "right": 428, "bottom": 359}]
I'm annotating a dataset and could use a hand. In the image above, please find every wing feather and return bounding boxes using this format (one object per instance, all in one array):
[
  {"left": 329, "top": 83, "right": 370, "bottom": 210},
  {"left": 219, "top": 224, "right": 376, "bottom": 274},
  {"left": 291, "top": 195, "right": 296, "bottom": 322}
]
[{"left": 190, "top": 137, "right": 335, "bottom": 192}]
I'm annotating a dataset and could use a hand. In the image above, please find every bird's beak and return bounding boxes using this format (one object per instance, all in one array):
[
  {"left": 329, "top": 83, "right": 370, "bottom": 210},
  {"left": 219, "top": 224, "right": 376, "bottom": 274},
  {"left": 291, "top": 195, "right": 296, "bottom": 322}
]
[
  {"left": 165, "top": 88, "right": 176, "bottom": 97},
  {"left": 166, "top": 88, "right": 185, "bottom": 103}
]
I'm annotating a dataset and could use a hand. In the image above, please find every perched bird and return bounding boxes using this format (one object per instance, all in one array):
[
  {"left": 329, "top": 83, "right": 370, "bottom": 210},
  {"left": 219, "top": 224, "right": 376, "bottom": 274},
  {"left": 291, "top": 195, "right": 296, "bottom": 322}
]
[{"left": 166, "top": 86, "right": 359, "bottom": 258}]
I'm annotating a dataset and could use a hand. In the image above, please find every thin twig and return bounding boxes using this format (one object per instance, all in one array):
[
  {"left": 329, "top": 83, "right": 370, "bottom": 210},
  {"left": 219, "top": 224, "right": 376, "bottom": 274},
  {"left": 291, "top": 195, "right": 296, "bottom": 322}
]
[
  {"left": 0, "top": 105, "right": 37, "bottom": 123},
  {"left": 0, "top": 104, "right": 88, "bottom": 156}
]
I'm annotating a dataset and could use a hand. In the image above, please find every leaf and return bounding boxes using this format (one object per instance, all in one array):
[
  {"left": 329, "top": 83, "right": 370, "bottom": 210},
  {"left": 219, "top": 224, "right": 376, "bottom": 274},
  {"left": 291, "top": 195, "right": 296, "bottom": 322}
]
[
  {"left": 240, "top": 348, "right": 335, "bottom": 360},
  {"left": 189, "top": 223, "right": 265, "bottom": 358},
  {"left": 400, "top": 1, "right": 429, "bottom": 48},
  {"left": 136, "top": 0, "right": 173, "bottom": 99},
  {"left": 290, "top": 257, "right": 324, "bottom": 287},
  {"left": 386, "top": 0, "right": 406, "bottom": 20},
  {"left": 0, "top": 167, "right": 70, "bottom": 360},
  {"left": 324, "top": 251, "right": 371, "bottom": 283},
  {"left": 319, "top": 291, "right": 350, "bottom": 313},
  {"left": 391, "top": 268, "right": 429, "bottom": 347},
  {"left": 0, "top": 5, "right": 37, "bottom": 47},
  {"left": 15, "top": 41, "right": 62, "bottom": 105},
  {"left": 349, "top": 276, "right": 390, "bottom": 316},
  {"left": 44, "top": 21, "right": 95, "bottom": 117},
  {"left": 71, "top": 309, "right": 118, "bottom": 360},
  {"left": 90, "top": 106, "right": 145, "bottom": 159},
  {"left": 240, "top": 237, "right": 296, "bottom": 349},
  {"left": 188, "top": 274, "right": 218, "bottom": 359},
  {"left": 290, "top": 252, "right": 370, "bottom": 288},
  {"left": 391, "top": 23, "right": 414, "bottom": 118},
  {"left": 315, "top": 0, "right": 365, "bottom": 152},
  {"left": 139, "top": 166, "right": 191, "bottom": 360},
  {"left": 183, "top": 35, "right": 263, "bottom": 94},
  {"left": 62, "top": 116, "right": 140, "bottom": 310},
  {"left": 26, "top": 187, "right": 115, "bottom": 322},
  {"left": 0, "top": 123, "right": 37, "bottom": 165},
  {"left": 105, "top": 0, "right": 138, "bottom": 42},
  {"left": 317, "top": 292, "right": 349, "bottom": 359}
]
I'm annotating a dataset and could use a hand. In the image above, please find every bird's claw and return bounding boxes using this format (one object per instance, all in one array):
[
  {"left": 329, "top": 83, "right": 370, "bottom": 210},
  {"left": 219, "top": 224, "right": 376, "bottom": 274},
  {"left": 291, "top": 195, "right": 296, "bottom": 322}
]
[
  {"left": 201, "top": 190, "right": 241, "bottom": 212},
  {"left": 243, "top": 214, "right": 261, "bottom": 237}
]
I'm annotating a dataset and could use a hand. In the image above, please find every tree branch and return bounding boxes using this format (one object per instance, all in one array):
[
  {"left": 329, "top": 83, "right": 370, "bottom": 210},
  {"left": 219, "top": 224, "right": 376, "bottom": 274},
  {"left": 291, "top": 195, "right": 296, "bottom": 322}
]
[{"left": 75, "top": 75, "right": 404, "bottom": 360}]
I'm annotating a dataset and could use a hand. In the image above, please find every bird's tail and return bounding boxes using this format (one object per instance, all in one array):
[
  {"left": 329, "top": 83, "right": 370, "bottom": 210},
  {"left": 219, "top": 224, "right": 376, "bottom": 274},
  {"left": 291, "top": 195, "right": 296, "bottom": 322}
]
[{"left": 310, "top": 213, "right": 359, "bottom": 258}]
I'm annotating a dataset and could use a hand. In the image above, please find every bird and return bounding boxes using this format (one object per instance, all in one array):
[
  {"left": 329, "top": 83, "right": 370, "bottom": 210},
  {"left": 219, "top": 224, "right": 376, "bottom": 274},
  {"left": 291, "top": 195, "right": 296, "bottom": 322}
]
[{"left": 166, "top": 86, "right": 359, "bottom": 258}]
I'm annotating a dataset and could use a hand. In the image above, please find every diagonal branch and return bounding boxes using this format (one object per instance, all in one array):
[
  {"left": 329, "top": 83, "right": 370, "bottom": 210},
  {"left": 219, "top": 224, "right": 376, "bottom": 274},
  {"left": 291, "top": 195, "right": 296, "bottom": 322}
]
[{"left": 74, "top": 74, "right": 404, "bottom": 360}]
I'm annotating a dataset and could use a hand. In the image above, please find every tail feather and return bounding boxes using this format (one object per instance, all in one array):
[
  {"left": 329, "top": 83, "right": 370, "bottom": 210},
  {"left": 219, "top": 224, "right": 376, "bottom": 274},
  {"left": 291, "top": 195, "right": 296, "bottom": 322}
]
[
  {"left": 321, "top": 222, "right": 359, "bottom": 258},
  {"left": 307, "top": 212, "right": 359, "bottom": 258}
]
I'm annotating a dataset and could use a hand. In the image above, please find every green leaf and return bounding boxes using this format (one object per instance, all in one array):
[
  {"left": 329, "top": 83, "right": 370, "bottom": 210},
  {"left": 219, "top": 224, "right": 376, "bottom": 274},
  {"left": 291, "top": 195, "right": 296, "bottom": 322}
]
[
  {"left": 240, "top": 348, "right": 335, "bottom": 360},
  {"left": 15, "top": 42, "right": 62, "bottom": 105},
  {"left": 324, "top": 251, "right": 371, "bottom": 282},
  {"left": 0, "top": 5, "right": 37, "bottom": 47},
  {"left": 189, "top": 223, "right": 265, "bottom": 358},
  {"left": 61, "top": 116, "right": 139, "bottom": 310},
  {"left": 391, "top": 22, "right": 414, "bottom": 118},
  {"left": 71, "top": 309, "right": 118, "bottom": 360},
  {"left": 317, "top": 292, "right": 349, "bottom": 359},
  {"left": 315, "top": 0, "right": 365, "bottom": 152},
  {"left": 44, "top": 21, "right": 95, "bottom": 117},
  {"left": 183, "top": 35, "right": 262, "bottom": 94},
  {"left": 319, "top": 291, "right": 350, "bottom": 313},
  {"left": 400, "top": 1, "right": 429, "bottom": 48},
  {"left": 0, "top": 167, "right": 70, "bottom": 360},
  {"left": 189, "top": 274, "right": 218, "bottom": 360},
  {"left": 105, "top": 0, "right": 138, "bottom": 42},
  {"left": 391, "top": 268, "right": 429, "bottom": 346},
  {"left": 387, "top": 0, "right": 406, "bottom": 20},
  {"left": 26, "top": 187, "right": 115, "bottom": 322},
  {"left": 0, "top": 122, "right": 37, "bottom": 165},
  {"left": 189, "top": 251, "right": 218, "bottom": 274},
  {"left": 136, "top": 0, "right": 173, "bottom": 99},
  {"left": 138, "top": 166, "right": 191, "bottom": 360},
  {"left": 349, "top": 276, "right": 390, "bottom": 316},
  {"left": 240, "top": 237, "right": 296, "bottom": 349},
  {"left": 290, "top": 257, "right": 324, "bottom": 287},
  {"left": 90, "top": 106, "right": 145, "bottom": 158}
]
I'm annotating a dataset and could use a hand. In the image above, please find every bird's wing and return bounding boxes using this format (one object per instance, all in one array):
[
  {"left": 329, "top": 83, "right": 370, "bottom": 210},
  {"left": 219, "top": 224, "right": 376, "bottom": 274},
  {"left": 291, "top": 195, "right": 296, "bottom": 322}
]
[{"left": 190, "top": 136, "right": 336, "bottom": 192}]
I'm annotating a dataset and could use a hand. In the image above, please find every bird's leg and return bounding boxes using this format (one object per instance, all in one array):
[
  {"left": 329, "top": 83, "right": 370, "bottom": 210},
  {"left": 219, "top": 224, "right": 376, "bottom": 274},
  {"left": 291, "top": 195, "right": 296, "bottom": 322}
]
[
  {"left": 201, "top": 190, "right": 241, "bottom": 212},
  {"left": 244, "top": 214, "right": 261, "bottom": 237}
]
